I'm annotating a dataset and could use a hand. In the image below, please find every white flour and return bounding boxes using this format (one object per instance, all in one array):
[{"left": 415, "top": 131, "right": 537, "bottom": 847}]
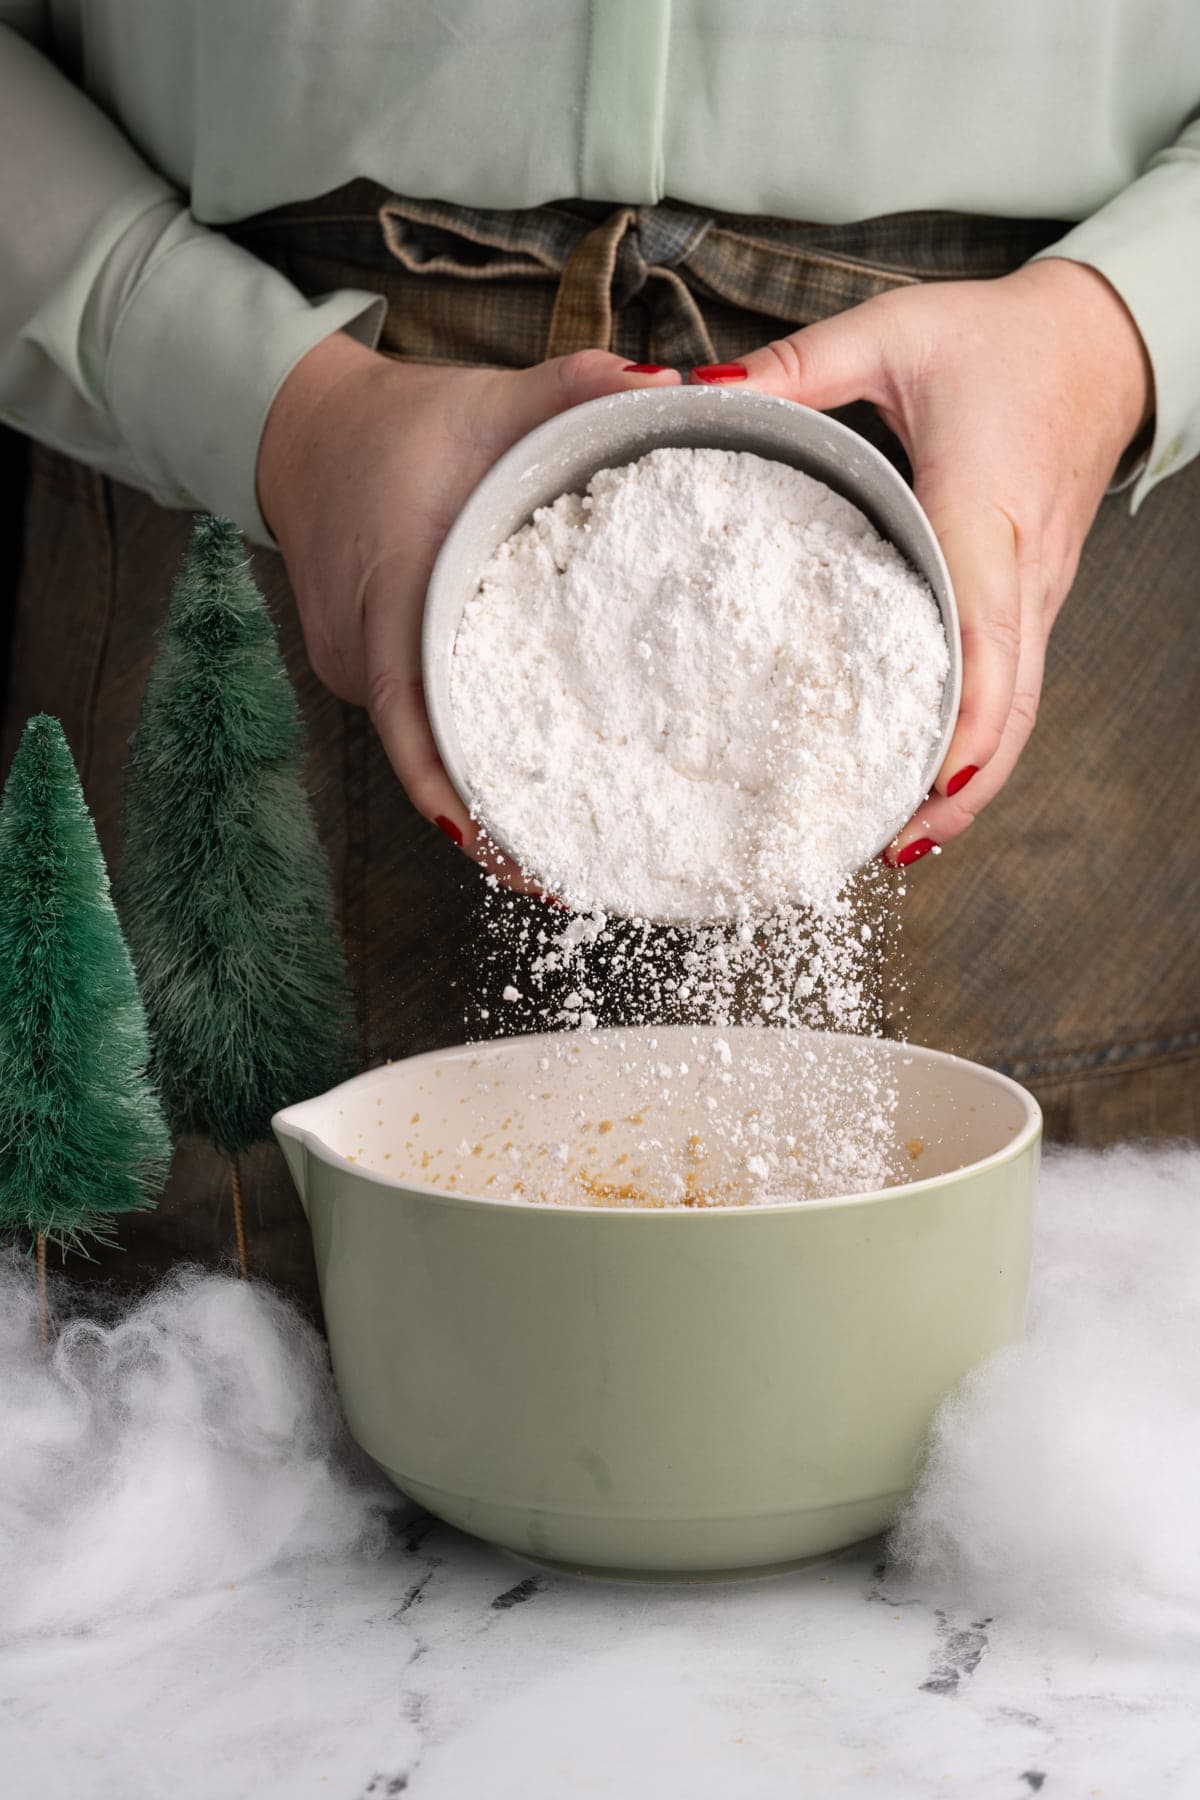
[{"left": 451, "top": 447, "right": 948, "bottom": 920}]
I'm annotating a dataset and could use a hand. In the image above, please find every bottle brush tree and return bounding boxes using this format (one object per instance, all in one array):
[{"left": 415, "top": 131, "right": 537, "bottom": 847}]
[
  {"left": 119, "top": 517, "right": 355, "bottom": 1276},
  {"left": 0, "top": 715, "right": 171, "bottom": 1333}
]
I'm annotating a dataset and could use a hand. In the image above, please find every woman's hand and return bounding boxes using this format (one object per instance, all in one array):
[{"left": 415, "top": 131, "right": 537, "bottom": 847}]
[
  {"left": 725, "top": 258, "right": 1153, "bottom": 865},
  {"left": 257, "top": 335, "right": 679, "bottom": 880}
]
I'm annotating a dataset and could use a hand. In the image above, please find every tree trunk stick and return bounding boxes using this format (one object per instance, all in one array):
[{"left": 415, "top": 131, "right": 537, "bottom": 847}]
[
  {"left": 230, "top": 1157, "right": 249, "bottom": 1280},
  {"left": 36, "top": 1231, "right": 48, "bottom": 1350}
]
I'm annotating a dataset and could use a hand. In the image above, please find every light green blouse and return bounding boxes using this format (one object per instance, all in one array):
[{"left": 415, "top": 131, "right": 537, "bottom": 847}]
[{"left": 1, "top": 1, "right": 1197, "bottom": 541}]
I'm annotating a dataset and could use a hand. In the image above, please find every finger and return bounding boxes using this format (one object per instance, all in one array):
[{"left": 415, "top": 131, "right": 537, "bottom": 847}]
[
  {"left": 500, "top": 348, "right": 681, "bottom": 444},
  {"left": 729, "top": 303, "right": 892, "bottom": 411},
  {"left": 362, "top": 596, "right": 548, "bottom": 898},
  {"left": 885, "top": 579, "right": 1046, "bottom": 863},
  {"left": 918, "top": 482, "right": 1022, "bottom": 791},
  {"left": 369, "top": 668, "right": 549, "bottom": 898}
]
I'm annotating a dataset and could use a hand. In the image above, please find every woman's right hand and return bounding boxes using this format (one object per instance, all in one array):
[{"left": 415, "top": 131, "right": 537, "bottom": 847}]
[{"left": 257, "top": 332, "right": 679, "bottom": 878}]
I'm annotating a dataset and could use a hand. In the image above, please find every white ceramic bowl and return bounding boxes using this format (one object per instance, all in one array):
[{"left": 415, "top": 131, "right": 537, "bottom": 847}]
[{"left": 422, "top": 386, "right": 961, "bottom": 901}]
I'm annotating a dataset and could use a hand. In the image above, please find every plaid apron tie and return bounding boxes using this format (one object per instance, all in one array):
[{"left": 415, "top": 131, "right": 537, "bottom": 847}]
[{"left": 370, "top": 188, "right": 1059, "bottom": 368}]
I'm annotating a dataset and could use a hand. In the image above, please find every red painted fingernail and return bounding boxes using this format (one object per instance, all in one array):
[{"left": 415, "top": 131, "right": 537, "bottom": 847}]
[
  {"left": 623, "top": 363, "right": 668, "bottom": 374},
  {"left": 946, "top": 765, "right": 979, "bottom": 798},
  {"left": 434, "top": 815, "right": 463, "bottom": 847},
  {"left": 690, "top": 363, "right": 748, "bottom": 384},
  {"left": 895, "top": 837, "right": 939, "bottom": 868}
]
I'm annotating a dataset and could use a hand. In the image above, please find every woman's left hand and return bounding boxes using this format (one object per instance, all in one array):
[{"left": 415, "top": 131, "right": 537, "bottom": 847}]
[{"left": 718, "top": 257, "right": 1153, "bottom": 865}]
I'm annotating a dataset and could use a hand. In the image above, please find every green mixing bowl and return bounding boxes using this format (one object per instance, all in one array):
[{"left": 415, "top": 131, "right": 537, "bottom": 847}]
[{"left": 273, "top": 1026, "right": 1039, "bottom": 1578}]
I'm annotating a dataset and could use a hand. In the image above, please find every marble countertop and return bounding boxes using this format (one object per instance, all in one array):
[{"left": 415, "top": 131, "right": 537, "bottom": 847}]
[{"left": 5, "top": 1514, "right": 1199, "bottom": 1799}]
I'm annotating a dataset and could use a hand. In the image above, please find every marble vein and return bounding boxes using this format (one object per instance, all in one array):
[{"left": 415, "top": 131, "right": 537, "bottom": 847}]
[{"left": 3, "top": 1518, "right": 1200, "bottom": 1799}]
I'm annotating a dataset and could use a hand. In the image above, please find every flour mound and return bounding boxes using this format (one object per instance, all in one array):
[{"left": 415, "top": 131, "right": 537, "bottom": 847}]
[
  {"left": 894, "top": 1146, "right": 1200, "bottom": 1646},
  {"left": 452, "top": 447, "right": 948, "bottom": 920},
  {"left": 0, "top": 1264, "right": 391, "bottom": 1639}
]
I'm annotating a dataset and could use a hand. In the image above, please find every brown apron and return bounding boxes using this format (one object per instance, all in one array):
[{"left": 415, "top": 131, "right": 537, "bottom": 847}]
[{"left": 5, "top": 184, "right": 1197, "bottom": 1316}]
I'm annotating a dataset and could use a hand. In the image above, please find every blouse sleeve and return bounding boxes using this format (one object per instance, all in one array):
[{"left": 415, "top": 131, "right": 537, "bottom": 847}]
[
  {"left": 0, "top": 24, "right": 384, "bottom": 543},
  {"left": 1031, "top": 115, "right": 1200, "bottom": 510}
]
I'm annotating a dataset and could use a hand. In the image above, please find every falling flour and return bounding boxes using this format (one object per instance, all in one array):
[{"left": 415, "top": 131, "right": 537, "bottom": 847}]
[
  {"left": 467, "top": 877, "right": 905, "bottom": 1204},
  {"left": 451, "top": 447, "right": 948, "bottom": 920}
]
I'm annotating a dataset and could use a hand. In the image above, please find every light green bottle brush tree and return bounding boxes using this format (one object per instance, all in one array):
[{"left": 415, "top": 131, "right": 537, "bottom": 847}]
[
  {"left": 0, "top": 715, "right": 171, "bottom": 1335},
  {"left": 119, "top": 517, "right": 355, "bottom": 1277}
]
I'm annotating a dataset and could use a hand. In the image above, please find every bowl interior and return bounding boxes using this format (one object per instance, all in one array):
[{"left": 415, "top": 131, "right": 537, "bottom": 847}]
[
  {"left": 422, "top": 386, "right": 962, "bottom": 880},
  {"left": 288, "top": 1025, "right": 1036, "bottom": 1211}
]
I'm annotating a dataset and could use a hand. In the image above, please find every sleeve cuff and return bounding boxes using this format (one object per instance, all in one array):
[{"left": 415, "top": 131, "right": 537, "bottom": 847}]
[
  {"left": 104, "top": 216, "right": 385, "bottom": 543},
  {"left": 1030, "top": 142, "right": 1200, "bottom": 513}
]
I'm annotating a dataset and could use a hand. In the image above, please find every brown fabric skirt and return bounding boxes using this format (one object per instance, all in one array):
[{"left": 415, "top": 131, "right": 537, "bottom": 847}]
[{"left": 4, "top": 186, "right": 1198, "bottom": 1317}]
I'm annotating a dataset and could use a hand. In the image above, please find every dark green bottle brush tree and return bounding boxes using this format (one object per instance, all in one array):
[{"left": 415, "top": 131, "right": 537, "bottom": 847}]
[
  {"left": 119, "top": 517, "right": 355, "bottom": 1277},
  {"left": 0, "top": 715, "right": 171, "bottom": 1336}
]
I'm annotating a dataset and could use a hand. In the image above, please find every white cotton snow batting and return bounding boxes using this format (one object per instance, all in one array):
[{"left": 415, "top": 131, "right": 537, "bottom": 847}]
[
  {"left": 450, "top": 447, "right": 948, "bottom": 919},
  {"left": 893, "top": 1145, "right": 1200, "bottom": 1646},
  {"left": 0, "top": 1265, "right": 392, "bottom": 1639}
]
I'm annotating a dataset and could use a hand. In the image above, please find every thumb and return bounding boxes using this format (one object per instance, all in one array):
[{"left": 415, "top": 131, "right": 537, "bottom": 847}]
[
  {"left": 505, "top": 348, "right": 681, "bottom": 442},
  {"left": 735, "top": 304, "right": 892, "bottom": 412}
]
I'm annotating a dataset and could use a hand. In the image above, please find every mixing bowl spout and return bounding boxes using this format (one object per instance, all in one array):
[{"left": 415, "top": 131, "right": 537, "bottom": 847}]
[{"left": 271, "top": 1104, "right": 311, "bottom": 1217}]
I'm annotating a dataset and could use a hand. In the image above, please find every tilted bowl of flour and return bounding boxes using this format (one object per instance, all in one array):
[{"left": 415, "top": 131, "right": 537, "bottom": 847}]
[{"left": 425, "top": 388, "right": 960, "bottom": 921}]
